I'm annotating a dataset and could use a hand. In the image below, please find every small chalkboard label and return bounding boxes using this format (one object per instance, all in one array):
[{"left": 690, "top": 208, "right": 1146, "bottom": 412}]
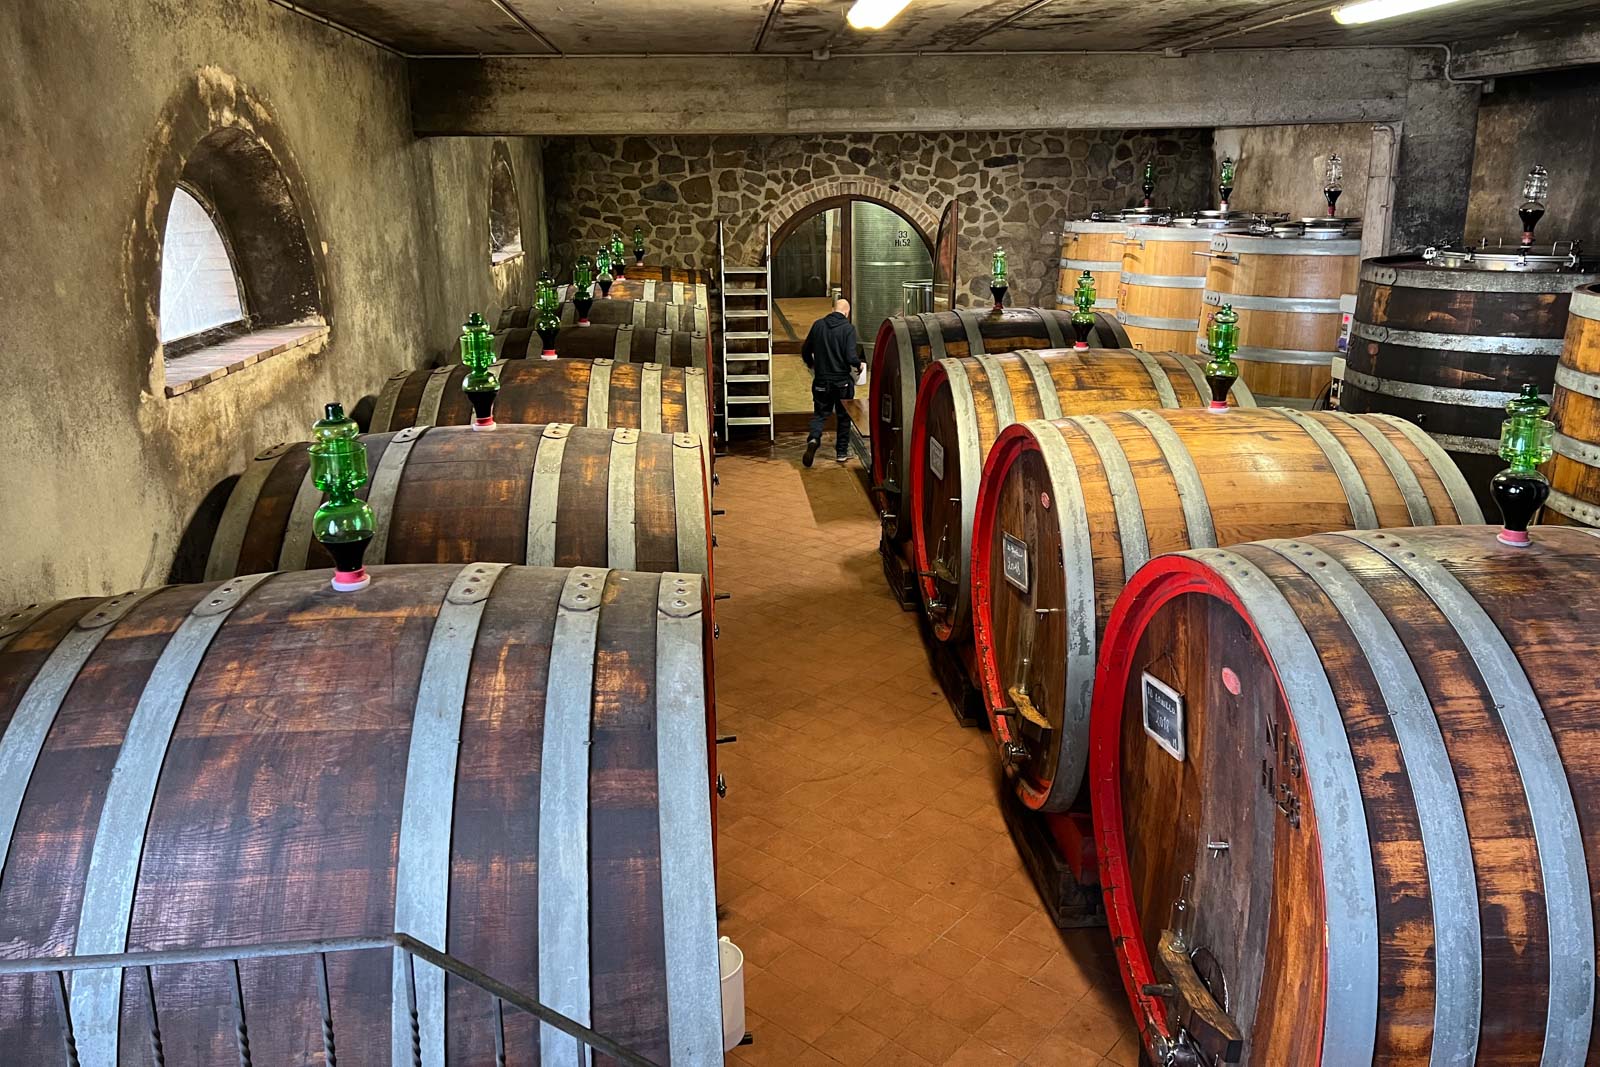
[
  {"left": 1002, "top": 532, "right": 1029, "bottom": 593},
  {"left": 1142, "top": 672, "right": 1185, "bottom": 762},
  {"left": 880, "top": 389, "right": 893, "bottom": 423},
  {"left": 929, "top": 437, "right": 945, "bottom": 480}
]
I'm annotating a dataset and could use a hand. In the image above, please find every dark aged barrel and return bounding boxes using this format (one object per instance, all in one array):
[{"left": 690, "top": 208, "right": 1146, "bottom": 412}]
[
  {"left": 498, "top": 299, "right": 709, "bottom": 335},
  {"left": 909, "top": 348, "right": 1251, "bottom": 643},
  {"left": 494, "top": 323, "right": 710, "bottom": 371},
  {"left": 1196, "top": 225, "right": 1361, "bottom": 407},
  {"left": 972, "top": 408, "right": 1479, "bottom": 812},
  {"left": 372, "top": 359, "right": 712, "bottom": 495},
  {"left": 195, "top": 424, "right": 710, "bottom": 583},
  {"left": 1091, "top": 525, "right": 1600, "bottom": 1066},
  {"left": 577, "top": 278, "right": 709, "bottom": 306},
  {"left": 0, "top": 565, "right": 720, "bottom": 1065},
  {"left": 1342, "top": 252, "right": 1600, "bottom": 508},
  {"left": 867, "top": 307, "right": 1129, "bottom": 541},
  {"left": 616, "top": 264, "right": 714, "bottom": 286},
  {"left": 373, "top": 357, "right": 708, "bottom": 436},
  {"left": 1546, "top": 283, "right": 1600, "bottom": 525}
]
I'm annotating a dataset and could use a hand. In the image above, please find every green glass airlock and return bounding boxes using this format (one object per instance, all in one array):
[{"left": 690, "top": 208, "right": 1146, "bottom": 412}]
[
  {"left": 1204, "top": 304, "right": 1240, "bottom": 411},
  {"left": 1492, "top": 383, "right": 1553, "bottom": 545},
  {"left": 309, "top": 402, "right": 376, "bottom": 591},
  {"left": 1071, "top": 271, "right": 1096, "bottom": 349},
  {"left": 459, "top": 312, "right": 499, "bottom": 429}
]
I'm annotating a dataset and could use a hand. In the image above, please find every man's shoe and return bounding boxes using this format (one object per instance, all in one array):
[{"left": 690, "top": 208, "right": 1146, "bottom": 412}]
[
  {"left": 835, "top": 452, "right": 850, "bottom": 464},
  {"left": 803, "top": 438, "right": 819, "bottom": 467}
]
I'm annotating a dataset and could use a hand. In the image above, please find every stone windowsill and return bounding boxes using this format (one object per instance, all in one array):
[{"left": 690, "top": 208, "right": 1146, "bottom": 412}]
[
  {"left": 492, "top": 249, "right": 525, "bottom": 266},
  {"left": 163, "top": 323, "right": 329, "bottom": 398}
]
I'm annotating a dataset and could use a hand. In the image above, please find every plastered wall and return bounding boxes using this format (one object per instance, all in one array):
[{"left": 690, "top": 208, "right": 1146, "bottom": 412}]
[{"left": 0, "top": 0, "right": 543, "bottom": 605}]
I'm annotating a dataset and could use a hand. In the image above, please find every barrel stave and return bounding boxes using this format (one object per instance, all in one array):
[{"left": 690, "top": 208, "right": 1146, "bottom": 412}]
[{"left": 1547, "top": 288, "right": 1600, "bottom": 525}]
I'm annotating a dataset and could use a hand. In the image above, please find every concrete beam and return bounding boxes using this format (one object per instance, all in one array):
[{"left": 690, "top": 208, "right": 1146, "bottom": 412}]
[
  {"left": 409, "top": 49, "right": 1414, "bottom": 136},
  {"left": 1450, "top": 21, "right": 1600, "bottom": 79}
]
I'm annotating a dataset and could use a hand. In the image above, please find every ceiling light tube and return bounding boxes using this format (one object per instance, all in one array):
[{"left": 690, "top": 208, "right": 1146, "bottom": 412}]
[
  {"left": 847, "top": 0, "right": 914, "bottom": 31},
  {"left": 1331, "top": 0, "right": 1467, "bottom": 26}
]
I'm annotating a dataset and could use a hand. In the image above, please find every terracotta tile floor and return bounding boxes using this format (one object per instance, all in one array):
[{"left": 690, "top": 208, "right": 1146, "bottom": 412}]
[{"left": 713, "top": 434, "right": 1142, "bottom": 1067}]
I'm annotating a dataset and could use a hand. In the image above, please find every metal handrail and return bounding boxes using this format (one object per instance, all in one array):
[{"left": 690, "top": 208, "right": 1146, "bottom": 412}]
[{"left": 1, "top": 932, "right": 661, "bottom": 1067}]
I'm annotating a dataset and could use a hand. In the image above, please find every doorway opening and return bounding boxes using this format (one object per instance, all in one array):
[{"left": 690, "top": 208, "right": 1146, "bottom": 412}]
[{"left": 769, "top": 197, "right": 933, "bottom": 414}]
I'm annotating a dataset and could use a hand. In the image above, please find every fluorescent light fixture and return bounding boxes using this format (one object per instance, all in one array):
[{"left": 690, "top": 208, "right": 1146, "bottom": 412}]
[
  {"left": 847, "top": 0, "right": 913, "bottom": 30},
  {"left": 1332, "top": 0, "right": 1466, "bottom": 25}
]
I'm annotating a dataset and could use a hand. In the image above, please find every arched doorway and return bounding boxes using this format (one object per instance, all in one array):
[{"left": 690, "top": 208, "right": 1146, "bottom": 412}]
[{"left": 768, "top": 195, "right": 934, "bottom": 415}]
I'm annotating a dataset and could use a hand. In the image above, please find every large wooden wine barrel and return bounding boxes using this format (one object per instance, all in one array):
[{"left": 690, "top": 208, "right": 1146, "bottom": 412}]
[
  {"left": 1546, "top": 283, "right": 1600, "bottom": 525},
  {"left": 580, "top": 278, "right": 709, "bottom": 306},
  {"left": 1055, "top": 217, "right": 1123, "bottom": 313},
  {"left": 910, "top": 349, "right": 1252, "bottom": 644},
  {"left": 867, "top": 307, "right": 1129, "bottom": 541},
  {"left": 0, "top": 564, "right": 721, "bottom": 1065},
  {"left": 498, "top": 299, "right": 708, "bottom": 335},
  {"left": 1115, "top": 223, "right": 1219, "bottom": 354},
  {"left": 971, "top": 407, "right": 1479, "bottom": 813},
  {"left": 616, "top": 264, "right": 713, "bottom": 286},
  {"left": 373, "top": 357, "right": 708, "bottom": 438},
  {"left": 1091, "top": 524, "right": 1600, "bottom": 1066},
  {"left": 195, "top": 424, "right": 709, "bottom": 584},
  {"left": 1342, "top": 252, "right": 1600, "bottom": 509},
  {"left": 1196, "top": 227, "right": 1361, "bottom": 407},
  {"left": 494, "top": 322, "right": 710, "bottom": 371}
]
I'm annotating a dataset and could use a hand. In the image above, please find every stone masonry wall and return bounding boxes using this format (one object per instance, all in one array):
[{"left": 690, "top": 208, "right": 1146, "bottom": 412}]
[{"left": 544, "top": 130, "right": 1212, "bottom": 307}]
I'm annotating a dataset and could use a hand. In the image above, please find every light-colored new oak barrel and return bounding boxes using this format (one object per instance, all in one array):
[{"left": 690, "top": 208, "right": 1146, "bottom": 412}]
[
  {"left": 1090, "top": 524, "right": 1599, "bottom": 1066},
  {"left": 971, "top": 407, "right": 1479, "bottom": 813},
  {"left": 0, "top": 564, "right": 720, "bottom": 1066},
  {"left": 1196, "top": 228, "right": 1361, "bottom": 408},
  {"left": 498, "top": 299, "right": 708, "bottom": 335},
  {"left": 1545, "top": 283, "right": 1600, "bottom": 526},
  {"left": 193, "top": 424, "right": 709, "bottom": 585},
  {"left": 1055, "top": 217, "right": 1124, "bottom": 314},
  {"left": 909, "top": 349, "right": 1252, "bottom": 645},
  {"left": 867, "top": 307, "right": 1129, "bottom": 541},
  {"left": 1115, "top": 223, "right": 1220, "bottom": 354},
  {"left": 1342, "top": 252, "right": 1600, "bottom": 511}
]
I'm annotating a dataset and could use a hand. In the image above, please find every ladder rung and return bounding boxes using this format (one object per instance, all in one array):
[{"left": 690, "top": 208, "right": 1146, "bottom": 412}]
[
  {"left": 727, "top": 416, "right": 771, "bottom": 425},
  {"left": 724, "top": 289, "right": 769, "bottom": 296},
  {"left": 724, "top": 267, "right": 766, "bottom": 275},
  {"left": 726, "top": 331, "right": 770, "bottom": 340},
  {"left": 727, "top": 395, "right": 772, "bottom": 404},
  {"left": 726, "top": 374, "right": 770, "bottom": 383},
  {"left": 725, "top": 310, "right": 768, "bottom": 318}
]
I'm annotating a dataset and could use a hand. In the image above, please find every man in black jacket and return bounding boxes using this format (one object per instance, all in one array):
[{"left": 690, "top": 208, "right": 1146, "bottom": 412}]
[{"left": 800, "top": 297, "right": 862, "bottom": 467}]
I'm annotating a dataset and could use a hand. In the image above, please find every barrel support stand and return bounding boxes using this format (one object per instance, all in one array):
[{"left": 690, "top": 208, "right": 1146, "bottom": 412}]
[
  {"left": 920, "top": 624, "right": 986, "bottom": 727},
  {"left": 1000, "top": 787, "right": 1106, "bottom": 929},
  {"left": 879, "top": 532, "right": 919, "bottom": 611}
]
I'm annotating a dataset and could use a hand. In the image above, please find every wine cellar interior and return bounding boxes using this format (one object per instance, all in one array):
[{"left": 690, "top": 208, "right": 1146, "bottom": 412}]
[{"left": 6, "top": 0, "right": 1600, "bottom": 1064}]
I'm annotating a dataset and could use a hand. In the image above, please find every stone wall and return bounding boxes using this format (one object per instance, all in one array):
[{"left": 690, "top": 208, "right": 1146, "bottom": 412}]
[
  {"left": 0, "top": 0, "right": 544, "bottom": 605},
  {"left": 544, "top": 130, "right": 1213, "bottom": 307}
]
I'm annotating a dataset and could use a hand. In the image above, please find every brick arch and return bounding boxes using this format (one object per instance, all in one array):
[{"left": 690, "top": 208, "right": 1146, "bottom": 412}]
[{"left": 768, "top": 178, "right": 940, "bottom": 248}]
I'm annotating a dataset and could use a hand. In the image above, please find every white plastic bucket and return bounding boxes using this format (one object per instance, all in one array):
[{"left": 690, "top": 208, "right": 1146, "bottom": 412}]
[{"left": 719, "top": 936, "right": 745, "bottom": 1053}]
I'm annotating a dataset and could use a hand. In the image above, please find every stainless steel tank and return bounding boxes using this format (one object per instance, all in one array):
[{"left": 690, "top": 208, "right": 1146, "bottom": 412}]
[{"left": 852, "top": 201, "right": 932, "bottom": 351}]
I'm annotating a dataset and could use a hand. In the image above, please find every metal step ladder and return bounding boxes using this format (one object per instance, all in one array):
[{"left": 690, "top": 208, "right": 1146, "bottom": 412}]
[{"left": 717, "top": 220, "right": 774, "bottom": 440}]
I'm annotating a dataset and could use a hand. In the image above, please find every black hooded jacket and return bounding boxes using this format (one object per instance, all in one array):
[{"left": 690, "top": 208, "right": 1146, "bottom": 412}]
[{"left": 801, "top": 311, "right": 861, "bottom": 393}]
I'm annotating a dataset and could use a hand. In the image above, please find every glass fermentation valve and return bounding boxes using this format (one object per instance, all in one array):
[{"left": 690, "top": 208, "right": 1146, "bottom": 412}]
[
  {"left": 1071, "top": 270, "right": 1096, "bottom": 350},
  {"left": 1323, "top": 153, "right": 1343, "bottom": 217},
  {"left": 1520, "top": 165, "right": 1549, "bottom": 246},
  {"left": 459, "top": 312, "right": 499, "bottom": 430},
  {"left": 989, "top": 247, "right": 1008, "bottom": 311},
  {"left": 309, "top": 402, "right": 376, "bottom": 592},
  {"left": 1492, "top": 383, "right": 1553, "bottom": 545},
  {"left": 1204, "top": 304, "right": 1240, "bottom": 411}
]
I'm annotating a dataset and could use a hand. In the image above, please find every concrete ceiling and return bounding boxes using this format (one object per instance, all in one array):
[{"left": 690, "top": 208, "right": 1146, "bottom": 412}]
[{"left": 291, "top": 0, "right": 1600, "bottom": 56}]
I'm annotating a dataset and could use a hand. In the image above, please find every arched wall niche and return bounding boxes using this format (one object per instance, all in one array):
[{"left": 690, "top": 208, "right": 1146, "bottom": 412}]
[{"left": 129, "top": 67, "right": 329, "bottom": 394}]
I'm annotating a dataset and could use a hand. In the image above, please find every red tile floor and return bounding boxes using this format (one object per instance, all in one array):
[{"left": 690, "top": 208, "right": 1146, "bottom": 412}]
[{"left": 712, "top": 435, "right": 1142, "bottom": 1067}]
